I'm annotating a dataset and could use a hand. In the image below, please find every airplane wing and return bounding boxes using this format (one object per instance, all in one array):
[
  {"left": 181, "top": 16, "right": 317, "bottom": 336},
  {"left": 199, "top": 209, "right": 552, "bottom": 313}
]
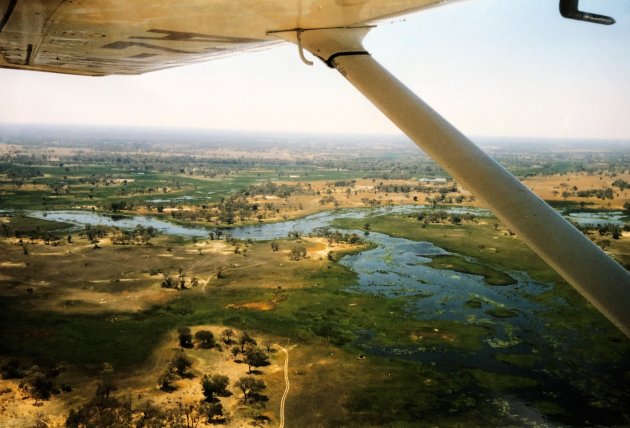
[{"left": 0, "top": 0, "right": 451, "bottom": 76}]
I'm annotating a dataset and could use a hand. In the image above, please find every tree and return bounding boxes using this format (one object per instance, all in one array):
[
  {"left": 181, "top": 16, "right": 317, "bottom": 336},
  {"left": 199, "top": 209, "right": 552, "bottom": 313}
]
[
  {"left": 244, "top": 348, "right": 270, "bottom": 374},
  {"left": 289, "top": 245, "right": 307, "bottom": 261},
  {"left": 262, "top": 339, "right": 274, "bottom": 353},
  {"left": 162, "top": 274, "right": 176, "bottom": 289},
  {"left": 204, "top": 401, "right": 225, "bottom": 424},
  {"left": 238, "top": 331, "right": 257, "bottom": 353},
  {"left": 28, "top": 372, "right": 56, "bottom": 402},
  {"left": 222, "top": 328, "right": 234, "bottom": 344},
  {"left": 158, "top": 370, "right": 176, "bottom": 392},
  {"left": 171, "top": 351, "right": 193, "bottom": 378},
  {"left": 178, "top": 327, "right": 193, "bottom": 348},
  {"left": 599, "top": 239, "right": 612, "bottom": 250},
  {"left": 201, "top": 374, "right": 230, "bottom": 402},
  {"left": 231, "top": 346, "right": 241, "bottom": 359},
  {"left": 234, "top": 376, "right": 266, "bottom": 403},
  {"left": 194, "top": 330, "right": 215, "bottom": 349}
]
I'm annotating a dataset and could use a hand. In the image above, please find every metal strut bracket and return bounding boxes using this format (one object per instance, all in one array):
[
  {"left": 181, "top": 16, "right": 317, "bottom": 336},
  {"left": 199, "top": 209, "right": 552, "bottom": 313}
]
[
  {"left": 286, "top": 27, "right": 630, "bottom": 338},
  {"left": 296, "top": 29, "right": 314, "bottom": 66}
]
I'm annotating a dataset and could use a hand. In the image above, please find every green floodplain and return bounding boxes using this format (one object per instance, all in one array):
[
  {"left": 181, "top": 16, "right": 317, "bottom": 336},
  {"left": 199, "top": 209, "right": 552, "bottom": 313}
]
[
  {"left": 1, "top": 128, "right": 630, "bottom": 427},
  {"left": 2, "top": 212, "right": 629, "bottom": 427}
]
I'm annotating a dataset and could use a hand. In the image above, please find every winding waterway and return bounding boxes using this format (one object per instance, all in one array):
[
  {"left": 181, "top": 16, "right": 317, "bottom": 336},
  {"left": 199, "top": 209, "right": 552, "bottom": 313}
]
[{"left": 27, "top": 205, "right": 554, "bottom": 349}]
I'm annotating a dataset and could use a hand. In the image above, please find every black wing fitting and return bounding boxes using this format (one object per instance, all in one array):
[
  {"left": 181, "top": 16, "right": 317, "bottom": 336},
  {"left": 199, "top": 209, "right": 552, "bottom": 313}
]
[{"left": 559, "top": 0, "right": 616, "bottom": 25}]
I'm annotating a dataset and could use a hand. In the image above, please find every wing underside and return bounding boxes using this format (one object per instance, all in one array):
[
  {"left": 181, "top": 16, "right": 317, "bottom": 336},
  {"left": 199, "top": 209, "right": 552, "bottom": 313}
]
[{"left": 0, "top": 0, "right": 452, "bottom": 76}]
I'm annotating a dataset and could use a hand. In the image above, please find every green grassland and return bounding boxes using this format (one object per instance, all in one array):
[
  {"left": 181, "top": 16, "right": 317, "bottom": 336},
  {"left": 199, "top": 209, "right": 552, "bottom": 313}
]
[
  {"left": 0, "top": 161, "right": 372, "bottom": 212},
  {"left": 0, "top": 163, "right": 269, "bottom": 210},
  {"left": 425, "top": 254, "right": 516, "bottom": 286}
]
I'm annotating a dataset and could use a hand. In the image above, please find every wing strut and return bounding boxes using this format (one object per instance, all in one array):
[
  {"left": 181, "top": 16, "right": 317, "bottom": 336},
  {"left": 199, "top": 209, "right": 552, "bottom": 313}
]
[{"left": 281, "top": 27, "right": 630, "bottom": 338}]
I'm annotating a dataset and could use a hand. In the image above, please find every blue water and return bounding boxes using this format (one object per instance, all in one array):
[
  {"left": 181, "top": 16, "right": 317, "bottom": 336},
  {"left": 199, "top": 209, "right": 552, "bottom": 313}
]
[
  {"left": 29, "top": 210, "right": 211, "bottom": 237},
  {"left": 564, "top": 210, "right": 627, "bottom": 226}
]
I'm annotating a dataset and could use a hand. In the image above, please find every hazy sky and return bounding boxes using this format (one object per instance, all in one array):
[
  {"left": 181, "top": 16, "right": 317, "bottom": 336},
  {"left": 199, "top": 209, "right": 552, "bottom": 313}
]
[{"left": 1, "top": 0, "right": 629, "bottom": 140}]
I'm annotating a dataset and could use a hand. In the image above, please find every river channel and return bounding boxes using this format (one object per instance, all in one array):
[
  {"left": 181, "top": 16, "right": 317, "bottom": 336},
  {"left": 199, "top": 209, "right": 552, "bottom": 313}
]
[{"left": 26, "top": 206, "right": 574, "bottom": 355}]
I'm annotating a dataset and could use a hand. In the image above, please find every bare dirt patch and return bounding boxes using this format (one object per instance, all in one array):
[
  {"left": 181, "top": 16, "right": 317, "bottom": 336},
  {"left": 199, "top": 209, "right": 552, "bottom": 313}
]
[
  {"left": 0, "top": 262, "right": 27, "bottom": 268},
  {"left": 228, "top": 301, "right": 277, "bottom": 311}
]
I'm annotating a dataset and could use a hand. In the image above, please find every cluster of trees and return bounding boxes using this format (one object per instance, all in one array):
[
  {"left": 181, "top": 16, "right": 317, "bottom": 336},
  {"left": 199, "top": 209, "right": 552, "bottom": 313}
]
[
  {"left": 176, "top": 327, "right": 217, "bottom": 349},
  {"left": 234, "top": 376, "right": 266, "bottom": 404},
  {"left": 109, "top": 200, "right": 133, "bottom": 212},
  {"left": 155, "top": 328, "right": 270, "bottom": 424},
  {"left": 612, "top": 179, "right": 630, "bottom": 190},
  {"left": 0, "top": 359, "right": 69, "bottom": 404},
  {"left": 319, "top": 195, "right": 338, "bottom": 206},
  {"left": 311, "top": 227, "right": 364, "bottom": 245},
  {"left": 65, "top": 378, "right": 236, "bottom": 427},
  {"left": 575, "top": 188, "right": 615, "bottom": 200},
  {"left": 0, "top": 222, "right": 64, "bottom": 246},
  {"left": 80, "top": 224, "right": 110, "bottom": 243},
  {"left": 330, "top": 180, "right": 356, "bottom": 187},
  {"left": 573, "top": 222, "right": 627, "bottom": 240},
  {"left": 0, "top": 164, "right": 43, "bottom": 187},
  {"left": 375, "top": 182, "right": 456, "bottom": 194},
  {"left": 228, "top": 332, "right": 268, "bottom": 370},
  {"left": 425, "top": 193, "right": 473, "bottom": 206},
  {"left": 168, "top": 194, "right": 277, "bottom": 225},
  {"left": 66, "top": 380, "right": 132, "bottom": 428},
  {"left": 200, "top": 374, "right": 230, "bottom": 423},
  {"left": 111, "top": 224, "right": 157, "bottom": 245},
  {"left": 76, "top": 224, "right": 158, "bottom": 246},
  {"left": 360, "top": 198, "right": 382, "bottom": 207},
  {"left": 415, "top": 210, "right": 477, "bottom": 225},
  {"left": 161, "top": 271, "right": 200, "bottom": 290},
  {"left": 240, "top": 181, "right": 315, "bottom": 198},
  {"left": 2, "top": 330, "right": 271, "bottom": 425}
]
